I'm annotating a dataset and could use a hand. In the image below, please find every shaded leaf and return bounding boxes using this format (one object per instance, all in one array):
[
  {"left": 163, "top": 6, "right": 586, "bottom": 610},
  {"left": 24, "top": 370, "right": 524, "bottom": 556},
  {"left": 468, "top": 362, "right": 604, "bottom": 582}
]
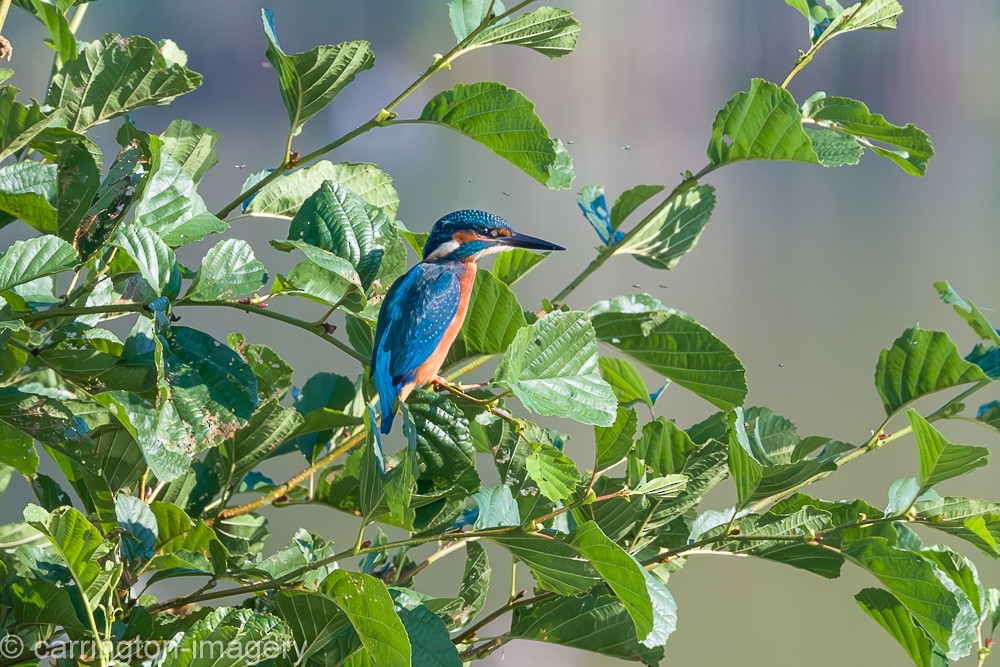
[
  {"left": 448, "top": 269, "right": 526, "bottom": 361},
  {"left": 805, "top": 127, "right": 863, "bottom": 167},
  {"left": 448, "top": 0, "right": 506, "bottom": 41},
  {"left": 856, "top": 587, "right": 948, "bottom": 667},
  {"left": 595, "top": 406, "right": 639, "bottom": 471},
  {"left": 0, "top": 161, "right": 57, "bottom": 232},
  {"left": 471, "top": 485, "right": 520, "bottom": 529},
  {"left": 0, "top": 85, "right": 56, "bottom": 162},
  {"left": 490, "top": 531, "right": 600, "bottom": 595},
  {"left": 75, "top": 140, "right": 148, "bottom": 260}
]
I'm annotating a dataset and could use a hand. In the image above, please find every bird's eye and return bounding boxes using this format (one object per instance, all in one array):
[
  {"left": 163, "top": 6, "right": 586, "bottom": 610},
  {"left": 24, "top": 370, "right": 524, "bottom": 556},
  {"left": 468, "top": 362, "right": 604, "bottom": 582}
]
[{"left": 488, "top": 229, "right": 499, "bottom": 238}]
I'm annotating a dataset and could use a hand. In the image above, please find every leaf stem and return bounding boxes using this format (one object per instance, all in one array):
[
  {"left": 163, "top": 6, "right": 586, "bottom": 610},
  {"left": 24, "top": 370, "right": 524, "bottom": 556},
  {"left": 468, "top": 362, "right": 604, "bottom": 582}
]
[
  {"left": 67, "top": 3, "right": 88, "bottom": 34},
  {"left": 214, "top": 0, "right": 539, "bottom": 221},
  {"left": 551, "top": 163, "right": 716, "bottom": 305},
  {"left": 216, "top": 429, "right": 365, "bottom": 521},
  {"left": 453, "top": 590, "right": 544, "bottom": 645}
]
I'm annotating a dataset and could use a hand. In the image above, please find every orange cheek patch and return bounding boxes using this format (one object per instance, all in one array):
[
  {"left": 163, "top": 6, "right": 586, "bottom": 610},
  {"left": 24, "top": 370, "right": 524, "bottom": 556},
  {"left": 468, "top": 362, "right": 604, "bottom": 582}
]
[{"left": 452, "top": 231, "right": 480, "bottom": 243}]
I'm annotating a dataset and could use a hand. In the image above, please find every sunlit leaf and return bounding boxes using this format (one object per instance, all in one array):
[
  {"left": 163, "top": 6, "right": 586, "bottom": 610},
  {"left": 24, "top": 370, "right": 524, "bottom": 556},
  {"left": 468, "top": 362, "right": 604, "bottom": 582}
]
[
  {"left": 159, "top": 119, "right": 220, "bottom": 184},
  {"left": 468, "top": 7, "right": 580, "bottom": 58},
  {"left": 495, "top": 310, "right": 617, "bottom": 426},
  {"left": 526, "top": 442, "right": 580, "bottom": 502},
  {"left": 47, "top": 34, "right": 202, "bottom": 132},
  {"left": 448, "top": 0, "right": 506, "bottom": 41},
  {"left": 0, "top": 85, "right": 56, "bottom": 162},
  {"left": 0, "top": 234, "right": 77, "bottom": 292},
  {"left": 419, "top": 82, "right": 573, "bottom": 189},
  {"left": 613, "top": 185, "right": 715, "bottom": 270},
  {"left": 856, "top": 588, "right": 948, "bottom": 667},
  {"left": 185, "top": 239, "right": 268, "bottom": 301}
]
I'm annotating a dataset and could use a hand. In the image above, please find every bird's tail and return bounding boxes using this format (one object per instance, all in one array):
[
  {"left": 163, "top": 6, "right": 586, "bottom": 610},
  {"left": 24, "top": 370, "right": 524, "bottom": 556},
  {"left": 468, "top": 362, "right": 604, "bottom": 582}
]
[{"left": 379, "top": 405, "right": 396, "bottom": 434}]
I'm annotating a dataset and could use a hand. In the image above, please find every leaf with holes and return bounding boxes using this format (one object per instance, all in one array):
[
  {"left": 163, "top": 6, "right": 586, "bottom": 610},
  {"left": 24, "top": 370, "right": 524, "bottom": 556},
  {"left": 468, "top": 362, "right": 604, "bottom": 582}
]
[{"left": 185, "top": 239, "right": 268, "bottom": 301}]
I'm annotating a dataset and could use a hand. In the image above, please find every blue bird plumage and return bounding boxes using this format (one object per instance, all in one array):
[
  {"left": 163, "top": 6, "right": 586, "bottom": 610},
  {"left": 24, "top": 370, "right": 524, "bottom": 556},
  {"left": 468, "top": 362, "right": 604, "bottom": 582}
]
[{"left": 371, "top": 209, "right": 564, "bottom": 433}]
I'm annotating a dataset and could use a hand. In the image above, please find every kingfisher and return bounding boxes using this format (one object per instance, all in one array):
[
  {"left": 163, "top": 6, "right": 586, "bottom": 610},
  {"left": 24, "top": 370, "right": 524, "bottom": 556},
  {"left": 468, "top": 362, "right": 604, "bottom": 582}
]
[{"left": 371, "top": 210, "right": 564, "bottom": 434}]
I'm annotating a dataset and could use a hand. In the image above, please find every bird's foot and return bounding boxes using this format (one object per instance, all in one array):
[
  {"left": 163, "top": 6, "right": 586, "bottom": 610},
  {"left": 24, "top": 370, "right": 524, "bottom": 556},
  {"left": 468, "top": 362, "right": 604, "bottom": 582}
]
[{"left": 433, "top": 376, "right": 482, "bottom": 392}]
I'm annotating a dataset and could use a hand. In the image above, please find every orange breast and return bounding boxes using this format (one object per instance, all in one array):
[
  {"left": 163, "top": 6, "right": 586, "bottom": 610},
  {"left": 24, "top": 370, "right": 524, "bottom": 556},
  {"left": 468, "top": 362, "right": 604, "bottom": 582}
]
[{"left": 403, "top": 263, "right": 477, "bottom": 399}]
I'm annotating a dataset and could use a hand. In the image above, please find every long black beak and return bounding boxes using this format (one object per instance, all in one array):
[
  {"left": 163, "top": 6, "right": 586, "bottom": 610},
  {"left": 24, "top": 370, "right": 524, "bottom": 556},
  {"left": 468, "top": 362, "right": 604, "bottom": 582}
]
[{"left": 501, "top": 230, "right": 565, "bottom": 252}]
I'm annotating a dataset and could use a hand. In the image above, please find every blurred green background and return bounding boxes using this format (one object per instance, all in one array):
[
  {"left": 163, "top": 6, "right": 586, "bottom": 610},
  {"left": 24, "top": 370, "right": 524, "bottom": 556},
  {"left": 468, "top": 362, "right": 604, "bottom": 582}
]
[{"left": 3, "top": 2, "right": 1000, "bottom": 665}]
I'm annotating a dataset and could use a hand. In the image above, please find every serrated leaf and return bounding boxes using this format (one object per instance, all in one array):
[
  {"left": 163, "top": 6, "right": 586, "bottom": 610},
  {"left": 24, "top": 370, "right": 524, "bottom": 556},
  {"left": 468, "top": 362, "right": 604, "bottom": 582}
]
[
  {"left": 448, "top": 0, "right": 506, "bottom": 41},
  {"left": 262, "top": 9, "right": 375, "bottom": 138},
  {"left": 229, "top": 333, "right": 294, "bottom": 400},
  {"left": 803, "top": 93, "right": 932, "bottom": 175},
  {"left": 47, "top": 34, "right": 202, "bottom": 132},
  {"left": 491, "top": 247, "right": 546, "bottom": 285},
  {"left": 571, "top": 520, "right": 653, "bottom": 640},
  {"left": 212, "top": 399, "right": 304, "bottom": 492},
  {"left": 633, "top": 474, "right": 687, "bottom": 498},
  {"left": 245, "top": 160, "right": 398, "bottom": 219},
  {"left": 804, "top": 127, "right": 863, "bottom": 167},
  {"left": 135, "top": 151, "right": 227, "bottom": 247},
  {"left": 274, "top": 589, "right": 357, "bottom": 666},
  {"left": 112, "top": 225, "right": 175, "bottom": 294},
  {"left": 0, "top": 161, "right": 57, "bottom": 232},
  {"left": 856, "top": 588, "right": 948, "bottom": 667},
  {"left": 596, "top": 406, "right": 639, "bottom": 470},
  {"left": 908, "top": 410, "right": 989, "bottom": 493},
  {"left": 708, "top": 78, "right": 819, "bottom": 167},
  {"left": 156, "top": 607, "right": 292, "bottom": 667},
  {"left": 406, "top": 391, "right": 479, "bottom": 495},
  {"left": 75, "top": 140, "right": 148, "bottom": 260},
  {"left": 526, "top": 442, "right": 580, "bottom": 502},
  {"left": 729, "top": 412, "right": 763, "bottom": 505},
  {"left": 495, "top": 310, "right": 617, "bottom": 426},
  {"left": 270, "top": 240, "right": 365, "bottom": 310},
  {"left": 159, "top": 119, "right": 220, "bottom": 184},
  {"left": 321, "top": 570, "right": 411, "bottom": 667},
  {"left": 471, "top": 485, "right": 520, "bottom": 529},
  {"left": 614, "top": 184, "right": 715, "bottom": 270},
  {"left": 447, "top": 269, "right": 526, "bottom": 361},
  {"left": 913, "top": 496, "right": 1000, "bottom": 558},
  {"left": 875, "top": 326, "right": 988, "bottom": 415},
  {"left": 589, "top": 294, "right": 746, "bottom": 410},
  {"left": 845, "top": 537, "right": 960, "bottom": 652},
  {"left": 287, "top": 179, "right": 392, "bottom": 288},
  {"left": 185, "top": 238, "right": 268, "bottom": 301},
  {"left": 419, "top": 82, "right": 573, "bottom": 189},
  {"left": 491, "top": 531, "right": 600, "bottom": 595},
  {"left": 468, "top": 7, "right": 580, "bottom": 58},
  {"left": 510, "top": 593, "right": 665, "bottom": 665},
  {"left": 0, "top": 234, "right": 77, "bottom": 292},
  {"left": 0, "top": 86, "right": 56, "bottom": 162},
  {"left": 934, "top": 281, "right": 1000, "bottom": 344}
]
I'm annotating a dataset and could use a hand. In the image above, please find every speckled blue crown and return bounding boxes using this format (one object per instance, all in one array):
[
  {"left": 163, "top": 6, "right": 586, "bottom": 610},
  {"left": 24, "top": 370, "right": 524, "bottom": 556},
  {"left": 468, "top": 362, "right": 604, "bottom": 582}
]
[{"left": 422, "top": 210, "right": 511, "bottom": 260}]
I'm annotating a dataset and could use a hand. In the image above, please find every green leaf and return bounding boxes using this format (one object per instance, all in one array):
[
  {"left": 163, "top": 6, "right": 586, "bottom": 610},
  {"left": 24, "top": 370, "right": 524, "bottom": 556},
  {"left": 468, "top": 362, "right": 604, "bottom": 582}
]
[
  {"left": 471, "top": 485, "right": 520, "bottom": 529},
  {"left": 0, "top": 85, "right": 56, "bottom": 162},
  {"left": 47, "top": 34, "right": 202, "bottom": 132},
  {"left": 614, "top": 184, "right": 715, "bottom": 270},
  {"left": 23, "top": 504, "right": 117, "bottom": 604},
  {"left": 0, "top": 234, "right": 77, "bottom": 292},
  {"left": 804, "top": 127, "right": 863, "bottom": 167},
  {"left": 419, "top": 82, "right": 573, "bottom": 189},
  {"left": 845, "top": 537, "right": 960, "bottom": 652},
  {"left": 526, "top": 442, "right": 580, "bottom": 502},
  {"left": 148, "top": 501, "right": 221, "bottom": 565},
  {"left": 55, "top": 137, "right": 102, "bottom": 241},
  {"left": 589, "top": 294, "right": 746, "bottom": 410},
  {"left": 75, "top": 140, "right": 149, "bottom": 260},
  {"left": 287, "top": 179, "right": 393, "bottom": 288},
  {"left": 271, "top": 240, "right": 365, "bottom": 310},
  {"left": 157, "top": 325, "right": 259, "bottom": 443},
  {"left": 135, "top": 151, "right": 227, "bottom": 247},
  {"left": 112, "top": 225, "right": 175, "bottom": 294},
  {"left": 273, "top": 590, "right": 357, "bottom": 666},
  {"left": 491, "top": 531, "right": 600, "bottom": 595},
  {"left": 262, "top": 9, "right": 375, "bottom": 138},
  {"left": 185, "top": 239, "right": 268, "bottom": 301},
  {"left": 729, "top": 412, "right": 763, "bottom": 505},
  {"left": 491, "top": 248, "right": 546, "bottom": 285},
  {"left": 570, "top": 520, "right": 653, "bottom": 640},
  {"left": 856, "top": 588, "right": 948, "bottom": 667},
  {"left": 599, "top": 357, "right": 653, "bottom": 408},
  {"left": 211, "top": 399, "right": 304, "bottom": 492},
  {"left": 707, "top": 78, "right": 819, "bottom": 167},
  {"left": 254, "top": 529, "right": 336, "bottom": 590},
  {"left": 115, "top": 494, "right": 157, "bottom": 563},
  {"left": 406, "top": 391, "right": 479, "bottom": 495},
  {"left": 908, "top": 410, "right": 989, "bottom": 493},
  {"left": 0, "top": 161, "right": 57, "bottom": 233},
  {"left": 0, "top": 425, "right": 37, "bottom": 475},
  {"left": 321, "top": 570, "right": 411, "bottom": 667},
  {"left": 596, "top": 406, "right": 639, "bottom": 470},
  {"left": 95, "top": 391, "right": 192, "bottom": 482},
  {"left": 156, "top": 607, "right": 292, "bottom": 667},
  {"left": 245, "top": 160, "right": 398, "bottom": 219},
  {"left": 803, "top": 93, "right": 933, "bottom": 175},
  {"left": 448, "top": 0, "right": 505, "bottom": 41},
  {"left": 913, "top": 496, "right": 1000, "bottom": 558},
  {"left": 875, "top": 326, "right": 989, "bottom": 414},
  {"left": 229, "top": 333, "right": 294, "bottom": 400},
  {"left": 633, "top": 474, "right": 687, "bottom": 499},
  {"left": 510, "top": 593, "right": 665, "bottom": 665},
  {"left": 393, "top": 596, "right": 463, "bottom": 667},
  {"left": 468, "top": 7, "right": 580, "bottom": 58},
  {"left": 28, "top": 0, "right": 76, "bottom": 64},
  {"left": 159, "top": 119, "right": 220, "bottom": 184},
  {"left": 448, "top": 269, "right": 526, "bottom": 361},
  {"left": 934, "top": 281, "right": 1000, "bottom": 344},
  {"left": 495, "top": 310, "right": 617, "bottom": 426}
]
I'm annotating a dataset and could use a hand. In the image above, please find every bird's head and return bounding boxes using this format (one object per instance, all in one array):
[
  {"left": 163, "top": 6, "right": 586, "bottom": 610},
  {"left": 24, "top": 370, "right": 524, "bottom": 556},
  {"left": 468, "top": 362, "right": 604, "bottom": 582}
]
[{"left": 422, "top": 209, "right": 564, "bottom": 262}]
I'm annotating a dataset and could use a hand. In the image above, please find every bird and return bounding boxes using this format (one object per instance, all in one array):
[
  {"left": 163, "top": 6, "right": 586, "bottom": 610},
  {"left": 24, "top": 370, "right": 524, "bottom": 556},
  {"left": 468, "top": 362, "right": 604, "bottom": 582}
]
[{"left": 371, "top": 209, "right": 564, "bottom": 434}]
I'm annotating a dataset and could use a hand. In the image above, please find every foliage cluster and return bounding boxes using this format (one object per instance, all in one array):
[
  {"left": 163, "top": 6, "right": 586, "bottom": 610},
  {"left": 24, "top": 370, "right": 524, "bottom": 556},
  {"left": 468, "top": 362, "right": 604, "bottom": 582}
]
[{"left": 0, "top": 0, "right": 996, "bottom": 665}]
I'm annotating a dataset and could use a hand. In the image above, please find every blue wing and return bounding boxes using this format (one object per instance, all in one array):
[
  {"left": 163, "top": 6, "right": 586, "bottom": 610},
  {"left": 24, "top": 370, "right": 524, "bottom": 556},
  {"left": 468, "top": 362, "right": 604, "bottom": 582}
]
[{"left": 371, "top": 262, "right": 461, "bottom": 433}]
